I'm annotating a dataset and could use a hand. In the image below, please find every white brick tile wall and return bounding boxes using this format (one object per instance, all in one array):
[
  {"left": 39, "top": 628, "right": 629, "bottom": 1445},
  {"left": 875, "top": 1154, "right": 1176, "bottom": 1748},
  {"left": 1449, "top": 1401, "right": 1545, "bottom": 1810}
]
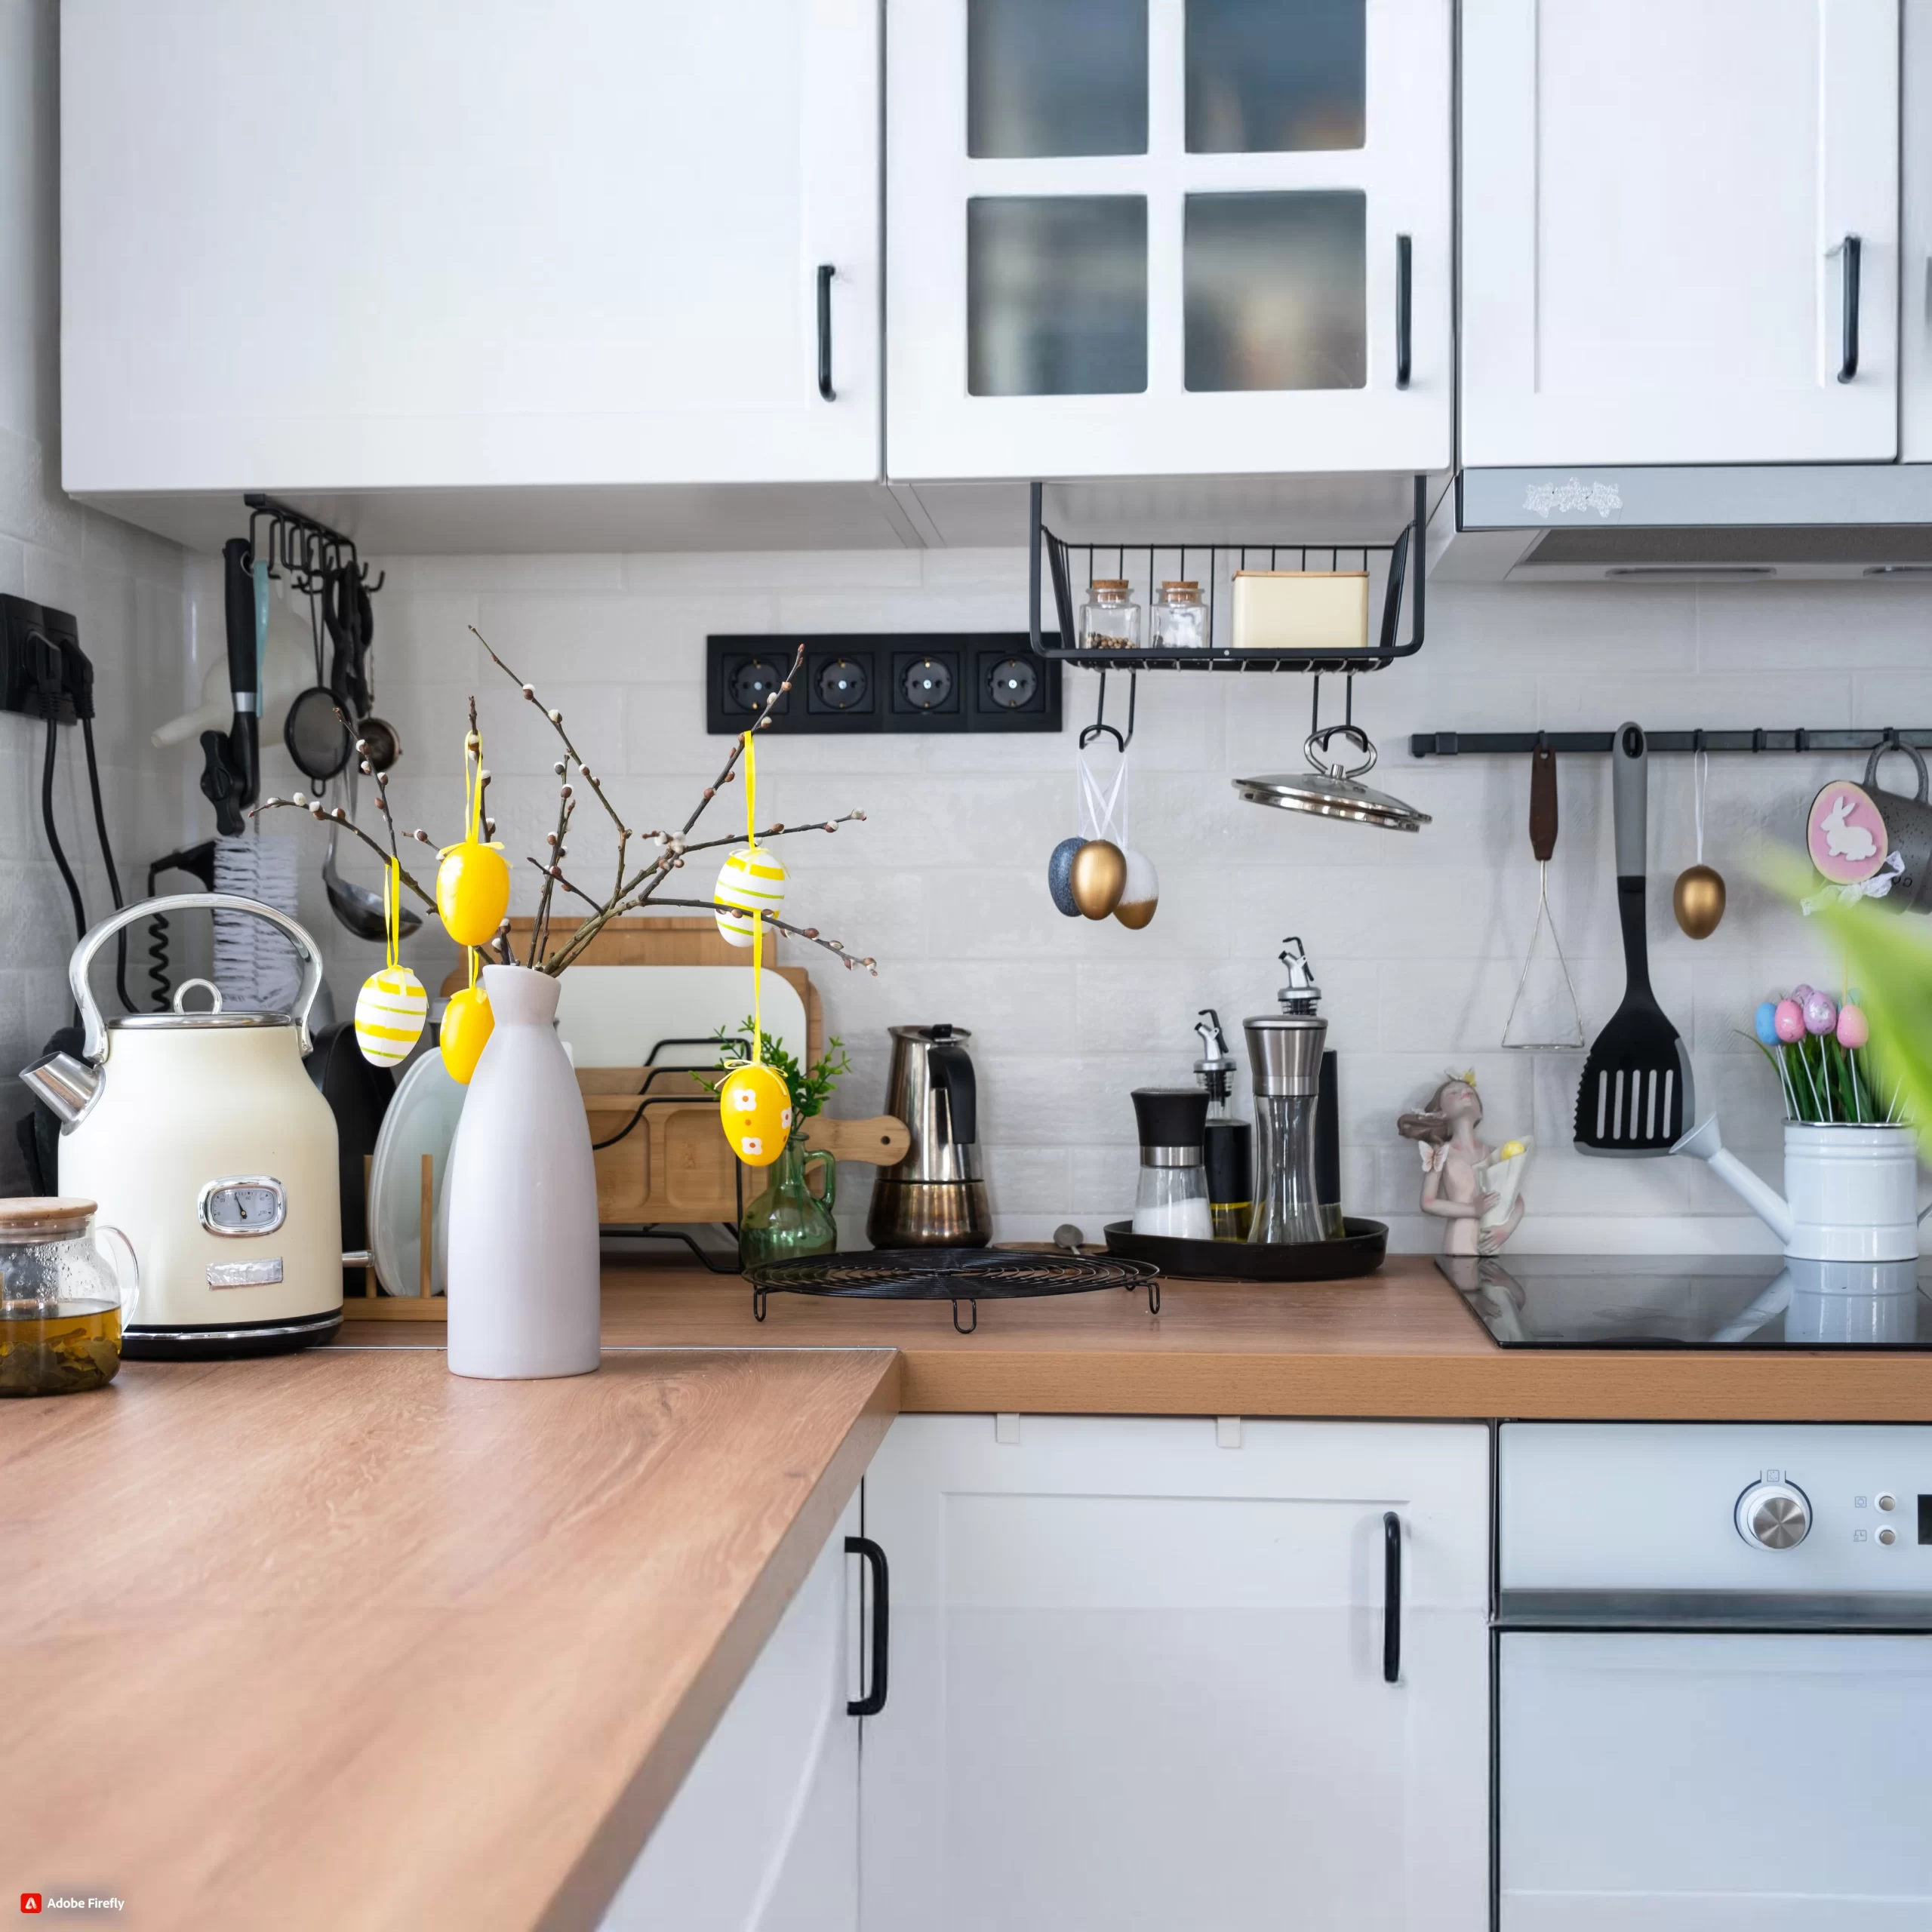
[{"left": 243, "top": 541, "right": 1928, "bottom": 1254}]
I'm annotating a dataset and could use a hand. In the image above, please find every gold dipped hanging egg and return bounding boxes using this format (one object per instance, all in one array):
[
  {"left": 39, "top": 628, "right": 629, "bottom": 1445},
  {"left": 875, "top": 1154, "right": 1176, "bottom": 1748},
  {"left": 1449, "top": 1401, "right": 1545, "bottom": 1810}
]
[
  {"left": 1672, "top": 863, "right": 1727, "bottom": 940},
  {"left": 1113, "top": 848, "right": 1159, "bottom": 930},
  {"left": 1069, "top": 839, "right": 1127, "bottom": 919}
]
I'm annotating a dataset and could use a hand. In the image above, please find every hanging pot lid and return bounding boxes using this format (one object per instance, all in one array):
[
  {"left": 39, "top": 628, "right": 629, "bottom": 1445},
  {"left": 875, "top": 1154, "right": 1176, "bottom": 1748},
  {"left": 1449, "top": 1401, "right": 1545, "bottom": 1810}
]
[{"left": 1234, "top": 724, "right": 1431, "bottom": 833}]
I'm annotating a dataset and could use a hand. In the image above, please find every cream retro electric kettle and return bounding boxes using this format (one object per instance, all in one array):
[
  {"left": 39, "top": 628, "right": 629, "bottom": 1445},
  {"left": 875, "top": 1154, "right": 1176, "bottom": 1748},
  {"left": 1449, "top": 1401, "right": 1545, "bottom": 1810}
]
[{"left": 20, "top": 894, "right": 343, "bottom": 1356}]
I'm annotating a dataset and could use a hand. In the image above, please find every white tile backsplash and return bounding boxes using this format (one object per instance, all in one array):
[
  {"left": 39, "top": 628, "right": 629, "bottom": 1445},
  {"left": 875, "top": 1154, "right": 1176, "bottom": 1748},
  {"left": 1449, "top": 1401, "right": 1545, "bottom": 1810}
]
[{"left": 248, "top": 540, "right": 1928, "bottom": 1254}]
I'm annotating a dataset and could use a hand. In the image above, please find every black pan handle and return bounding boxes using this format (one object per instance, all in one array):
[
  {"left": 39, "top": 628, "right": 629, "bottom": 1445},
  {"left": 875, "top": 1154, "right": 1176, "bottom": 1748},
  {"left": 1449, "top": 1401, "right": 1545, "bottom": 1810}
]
[
  {"left": 1382, "top": 1510, "right": 1402, "bottom": 1684},
  {"left": 846, "top": 1534, "right": 888, "bottom": 1715},
  {"left": 1838, "top": 235, "right": 1861, "bottom": 384},
  {"left": 1395, "top": 235, "right": 1412, "bottom": 390},
  {"left": 817, "top": 264, "right": 836, "bottom": 402}
]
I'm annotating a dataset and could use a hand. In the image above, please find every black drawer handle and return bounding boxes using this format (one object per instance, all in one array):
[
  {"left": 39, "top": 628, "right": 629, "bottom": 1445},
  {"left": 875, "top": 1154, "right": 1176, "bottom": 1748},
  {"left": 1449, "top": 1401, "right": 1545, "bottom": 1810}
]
[
  {"left": 1395, "top": 235, "right": 1412, "bottom": 390},
  {"left": 1838, "top": 234, "right": 1861, "bottom": 384},
  {"left": 1383, "top": 1510, "right": 1402, "bottom": 1684},
  {"left": 846, "top": 1534, "right": 888, "bottom": 1715},
  {"left": 817, "top": 263, "right": 836, "bottom": 402}
]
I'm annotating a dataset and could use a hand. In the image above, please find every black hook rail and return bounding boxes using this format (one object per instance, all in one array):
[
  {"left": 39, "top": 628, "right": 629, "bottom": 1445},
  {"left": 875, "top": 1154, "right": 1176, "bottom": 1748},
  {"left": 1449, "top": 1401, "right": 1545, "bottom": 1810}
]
[
  {"left": 244, "top": 493, "right": 386, "bottom": 593},
  {"left": 1028, "top": 474, "right": 1426, "bottom": 675},
  {"left": 1411, "top": 727, "right": 1932, "bottom": 758}
]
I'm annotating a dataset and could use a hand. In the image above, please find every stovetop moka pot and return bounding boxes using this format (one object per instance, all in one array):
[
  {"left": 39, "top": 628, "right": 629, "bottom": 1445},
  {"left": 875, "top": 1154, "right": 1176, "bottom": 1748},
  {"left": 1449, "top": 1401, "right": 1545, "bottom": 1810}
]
[{"left": 866, "top": 1024, "right": 992, "bottom": 1247}]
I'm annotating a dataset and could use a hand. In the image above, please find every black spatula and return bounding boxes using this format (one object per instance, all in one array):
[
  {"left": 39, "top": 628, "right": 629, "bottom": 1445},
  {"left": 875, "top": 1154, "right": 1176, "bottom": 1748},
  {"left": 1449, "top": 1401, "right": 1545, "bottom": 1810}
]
[{"left": 1574, "top": 723, "right": 1693, "bottom": 1155}]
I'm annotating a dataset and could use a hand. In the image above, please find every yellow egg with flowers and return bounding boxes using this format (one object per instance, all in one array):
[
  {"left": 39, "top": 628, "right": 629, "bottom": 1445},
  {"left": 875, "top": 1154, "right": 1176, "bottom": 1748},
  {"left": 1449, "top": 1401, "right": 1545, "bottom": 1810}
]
[
  {"left": 436, "top": 840, "right": 511, "bottom": 947},
  {"left": 718, "top": 1063, "right": 792, "bottom": 1168},
  {"left": 439, "top": 986, "right": 495, "bottom": 1085}
]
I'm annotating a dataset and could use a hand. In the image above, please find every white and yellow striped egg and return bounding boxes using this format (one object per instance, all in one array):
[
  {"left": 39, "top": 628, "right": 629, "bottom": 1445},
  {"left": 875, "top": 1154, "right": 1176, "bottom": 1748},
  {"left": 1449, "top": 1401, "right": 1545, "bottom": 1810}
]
[
  {"left": 354, "top": 966, "right": 428, "bottom": 1066},
  {"left": 713, "top": 844, "right": 788, "bottom": 947}
]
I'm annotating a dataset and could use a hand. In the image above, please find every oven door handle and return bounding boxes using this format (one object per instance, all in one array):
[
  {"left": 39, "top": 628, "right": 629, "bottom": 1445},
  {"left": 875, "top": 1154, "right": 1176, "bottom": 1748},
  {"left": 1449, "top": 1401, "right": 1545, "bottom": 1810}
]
[{"left": 1383, "top": 1509, "right": 1402, "bottom": 1684}]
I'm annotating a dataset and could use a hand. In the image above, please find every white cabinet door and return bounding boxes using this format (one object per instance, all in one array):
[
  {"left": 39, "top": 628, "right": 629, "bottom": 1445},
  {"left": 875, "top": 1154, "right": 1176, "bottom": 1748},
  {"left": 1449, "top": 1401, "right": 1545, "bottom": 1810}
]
[
  {"left": 860, "top": 1416, "right": 1488, "bottom": 1931},
  {"left": 886, "top": 0, "right": 1451, "bottom": 481},
  {"left": 61, "top": 1, "right": 879, "bottom": 494},
  {"left": 1461, "top": 0, "right": 1899, "bottom": 467},
  {"left": 603, "top": 1496, "right": 863, "bottom": 1932}
]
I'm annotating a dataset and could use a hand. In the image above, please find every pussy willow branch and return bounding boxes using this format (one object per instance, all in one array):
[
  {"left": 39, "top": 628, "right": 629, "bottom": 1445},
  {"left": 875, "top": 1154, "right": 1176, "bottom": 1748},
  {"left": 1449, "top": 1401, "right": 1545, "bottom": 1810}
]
[
  {"left": 251, "top": 797, "right": 438, "bottom": 908},
  {"left": 605, "top": 898, "right": 876, "bottom": 975},
  {"left": 530, "top": 789, "right": 574, "bottom": 967},
  {"left": 471, "top": 624, "right": 629, "bottom": 903},
  {"left": 340, "top": 707, "right": 404, "bottom": 872},
  {"left": 534, "top": 641, "right": 809, "bottom": 973},
  {"left": 525, "top": 855, "right": 601, "bottom": 913}
]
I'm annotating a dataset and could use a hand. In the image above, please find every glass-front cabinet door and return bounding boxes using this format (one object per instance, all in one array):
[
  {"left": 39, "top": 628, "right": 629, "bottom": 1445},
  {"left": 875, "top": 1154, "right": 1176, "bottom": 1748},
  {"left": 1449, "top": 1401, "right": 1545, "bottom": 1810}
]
[{"left": 887, "top": 0, "right": 1450, "bottom": 480}]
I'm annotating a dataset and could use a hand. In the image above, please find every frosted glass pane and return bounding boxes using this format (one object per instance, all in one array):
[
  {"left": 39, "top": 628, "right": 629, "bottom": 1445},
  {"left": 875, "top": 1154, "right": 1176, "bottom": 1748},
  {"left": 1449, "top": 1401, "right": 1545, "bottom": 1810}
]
[
  {"left": 1184, "top": 192, "right": 1364, "bottom": 391},
  {"left": 968, "top": 0, "right": 1149, "bottom": 158},
  {"left": 968, "top": 198, "right": 1148, "bottom": 396},
  {"left": 1186, "top": 0, "right": 1365, "bottom": 152}
]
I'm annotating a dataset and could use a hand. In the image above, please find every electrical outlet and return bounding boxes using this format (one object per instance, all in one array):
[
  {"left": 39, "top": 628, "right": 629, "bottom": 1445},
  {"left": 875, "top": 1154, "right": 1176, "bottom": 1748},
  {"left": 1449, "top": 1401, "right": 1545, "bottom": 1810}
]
[
  {"left": 707, "top": 634, "right": 1060, "bottom": 736},
  {"left": 0, "top": 595, "right": 78, "bottom": 724}
]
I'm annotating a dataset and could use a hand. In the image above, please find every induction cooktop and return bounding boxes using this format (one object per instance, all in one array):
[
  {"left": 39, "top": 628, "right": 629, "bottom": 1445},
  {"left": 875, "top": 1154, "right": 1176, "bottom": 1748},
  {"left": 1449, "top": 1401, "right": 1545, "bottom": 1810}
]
[{"left": 1439, "top": 1254, "right": 1932, "bottom": 1349}]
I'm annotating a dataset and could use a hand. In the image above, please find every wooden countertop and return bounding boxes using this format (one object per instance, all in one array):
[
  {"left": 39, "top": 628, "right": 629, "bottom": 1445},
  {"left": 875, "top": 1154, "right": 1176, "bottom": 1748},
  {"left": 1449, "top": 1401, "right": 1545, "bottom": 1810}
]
[
  {"left": 5, "top": 1346, "right": 897, "bottom": 1932},
  {"left": 17, "top": 1254, "right": 1926, "bottom": 1932},
  {"left": 352, "top": 1254, "right": 1932, "bottom": 1420}
]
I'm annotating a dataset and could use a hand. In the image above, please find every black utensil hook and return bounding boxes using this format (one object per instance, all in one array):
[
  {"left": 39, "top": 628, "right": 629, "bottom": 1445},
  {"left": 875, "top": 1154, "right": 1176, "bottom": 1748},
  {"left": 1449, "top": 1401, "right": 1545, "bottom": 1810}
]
[{"left": 1078, "top": 668, "right": 1137, "bottom": 753}]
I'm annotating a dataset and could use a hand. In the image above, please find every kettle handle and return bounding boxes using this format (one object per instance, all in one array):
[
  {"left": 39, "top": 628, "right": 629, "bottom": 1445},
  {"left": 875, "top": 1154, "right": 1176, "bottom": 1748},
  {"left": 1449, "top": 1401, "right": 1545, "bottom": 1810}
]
[{"left": 71, "top": 892, "right": 327, "bottom": 1064}]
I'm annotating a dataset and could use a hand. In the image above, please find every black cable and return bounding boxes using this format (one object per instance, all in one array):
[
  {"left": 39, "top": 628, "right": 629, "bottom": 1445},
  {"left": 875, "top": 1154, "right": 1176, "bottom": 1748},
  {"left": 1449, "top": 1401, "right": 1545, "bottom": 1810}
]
[
  {"left": 41, "top": 709, "right": 86, "bottom": 946},
  {"left": 80, "top": 715, "right": 132, "bottom": 1013}
]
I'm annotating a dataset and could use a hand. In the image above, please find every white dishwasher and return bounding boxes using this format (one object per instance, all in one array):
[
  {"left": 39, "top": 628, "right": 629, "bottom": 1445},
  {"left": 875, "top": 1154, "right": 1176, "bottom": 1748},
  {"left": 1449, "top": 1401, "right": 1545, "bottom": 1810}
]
[{"left": 1498, "top": 1424, "right": 1932, "bottom": 1930}]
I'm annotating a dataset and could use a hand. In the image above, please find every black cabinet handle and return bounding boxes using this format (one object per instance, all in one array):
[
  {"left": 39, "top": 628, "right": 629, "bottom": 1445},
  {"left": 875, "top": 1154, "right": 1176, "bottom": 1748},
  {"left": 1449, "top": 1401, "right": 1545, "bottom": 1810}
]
[
  {"left": 1382, "top": 1510, "right": 1402, "bottom": 1684},
  {"left": 817, "top": 263, "right": 836, "bottom": 401},
  {"left": 846, "top": 1534, "right": 888, "bottom": 1715},
  {"left": 1838, "top": 235, "right": 1861, "bottom": 384},
  {"left": 1395, "top": 235, "right": 1412, "bottom": 390}
]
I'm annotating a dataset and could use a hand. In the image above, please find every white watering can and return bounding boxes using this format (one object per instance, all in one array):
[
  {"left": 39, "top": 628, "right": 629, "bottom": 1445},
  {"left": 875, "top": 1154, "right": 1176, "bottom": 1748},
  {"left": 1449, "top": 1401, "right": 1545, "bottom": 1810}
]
[{"left": 1673, "top": 1117, "right": 1932, "bottom": 1263}]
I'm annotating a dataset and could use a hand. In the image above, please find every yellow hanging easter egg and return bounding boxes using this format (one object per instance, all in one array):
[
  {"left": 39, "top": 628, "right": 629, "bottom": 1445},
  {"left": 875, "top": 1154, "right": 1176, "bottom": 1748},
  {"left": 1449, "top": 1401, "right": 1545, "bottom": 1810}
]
[
  {"left": 439, "top": 985, "right": 495, "bottom": 1085},
  {"left": 436, "top": 841, "right": 512, "bottom": 947},
  {"left": 713, "top": 845, "right": 787, "bottom": 947},
  {"left": 718, "top": 1062, "right": 792, "bottom": 1168},
  {"left": 353, "top": 966, "right": 427, "bottom": 1066}
]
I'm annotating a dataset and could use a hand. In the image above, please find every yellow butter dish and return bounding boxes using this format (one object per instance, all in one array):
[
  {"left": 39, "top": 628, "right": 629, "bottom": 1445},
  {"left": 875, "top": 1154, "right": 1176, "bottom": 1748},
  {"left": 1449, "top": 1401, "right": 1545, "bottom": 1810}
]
[{"left": 1230, "top": 570, "right": 1370, "bottom": 655}]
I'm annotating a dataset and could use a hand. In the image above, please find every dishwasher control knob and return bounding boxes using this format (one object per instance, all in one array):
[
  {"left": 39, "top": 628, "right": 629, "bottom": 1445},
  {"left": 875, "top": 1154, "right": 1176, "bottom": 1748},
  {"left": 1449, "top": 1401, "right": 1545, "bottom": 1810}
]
[{"left": 1737, "top": 1479, "right": 1810, "bottom": 1549}]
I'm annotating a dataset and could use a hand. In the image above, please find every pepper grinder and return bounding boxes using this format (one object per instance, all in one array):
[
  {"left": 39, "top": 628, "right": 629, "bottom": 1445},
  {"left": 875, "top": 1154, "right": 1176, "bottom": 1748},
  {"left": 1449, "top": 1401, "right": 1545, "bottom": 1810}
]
[
  {"left": 1193, "top": 1009, "right": 1253, "bottom": 1240},
  {"left": 1244, "top": 938, "right": 1330, "bottom": 1245}
]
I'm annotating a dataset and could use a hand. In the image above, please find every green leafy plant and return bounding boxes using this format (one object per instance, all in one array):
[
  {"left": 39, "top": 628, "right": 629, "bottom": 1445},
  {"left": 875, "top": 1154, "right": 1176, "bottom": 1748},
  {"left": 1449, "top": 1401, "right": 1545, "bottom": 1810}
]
[{"left": 712, "top": 1018, "right": 851, "bottom": 1131}]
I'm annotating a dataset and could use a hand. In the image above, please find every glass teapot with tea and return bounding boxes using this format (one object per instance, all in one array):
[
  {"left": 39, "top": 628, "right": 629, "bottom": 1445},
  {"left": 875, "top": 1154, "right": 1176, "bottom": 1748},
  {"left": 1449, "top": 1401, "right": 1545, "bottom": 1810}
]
[{"left": 0, "top": 1198, "right": 139, "bottom": 1395}]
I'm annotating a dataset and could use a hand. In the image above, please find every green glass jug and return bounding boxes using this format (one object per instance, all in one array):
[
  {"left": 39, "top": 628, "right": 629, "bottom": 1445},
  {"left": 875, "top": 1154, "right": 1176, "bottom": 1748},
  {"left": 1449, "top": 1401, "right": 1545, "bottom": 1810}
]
[{"left": 739, "top": 1139, "right": 838, "bottom": 1269}]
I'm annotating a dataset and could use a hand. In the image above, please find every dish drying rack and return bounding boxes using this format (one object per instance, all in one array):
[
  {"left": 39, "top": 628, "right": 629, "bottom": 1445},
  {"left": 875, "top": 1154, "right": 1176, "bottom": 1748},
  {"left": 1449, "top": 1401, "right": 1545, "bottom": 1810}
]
[{"left": 1027, "top": 475, "right": 1426, "bottom": 675}]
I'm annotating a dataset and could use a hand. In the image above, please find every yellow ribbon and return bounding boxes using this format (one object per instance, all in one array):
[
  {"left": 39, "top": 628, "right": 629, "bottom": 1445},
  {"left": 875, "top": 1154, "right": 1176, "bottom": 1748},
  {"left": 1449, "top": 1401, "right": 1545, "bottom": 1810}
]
[
  {"left": 384, "top": 857, "right": 401, "bottom": 971},
  {"left": 743, "top": 730, "right": 762, "bottom": 1066}
]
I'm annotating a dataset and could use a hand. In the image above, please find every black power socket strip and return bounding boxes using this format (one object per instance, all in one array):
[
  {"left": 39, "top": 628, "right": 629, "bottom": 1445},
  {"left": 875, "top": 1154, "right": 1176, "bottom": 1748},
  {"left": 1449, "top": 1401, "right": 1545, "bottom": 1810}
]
[
  {"left": 0, "top": 595, "right": 80, "bottom": 724},
  {"left": 706, "top": 633, "right": 1061, "bottom": 737}
]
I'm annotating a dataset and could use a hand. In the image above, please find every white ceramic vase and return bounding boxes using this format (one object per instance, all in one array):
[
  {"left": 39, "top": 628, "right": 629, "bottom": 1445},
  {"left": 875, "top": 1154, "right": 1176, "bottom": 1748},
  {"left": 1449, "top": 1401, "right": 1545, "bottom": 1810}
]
[{"left": 445, "top": 964, "right": 601, "bottom": 1379}]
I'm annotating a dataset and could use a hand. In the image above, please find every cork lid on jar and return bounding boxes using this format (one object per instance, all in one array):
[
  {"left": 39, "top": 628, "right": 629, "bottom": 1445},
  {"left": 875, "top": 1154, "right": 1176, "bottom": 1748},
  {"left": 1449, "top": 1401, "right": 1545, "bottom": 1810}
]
[{"left": 0, "top": 1197, "right": 97, "bottom": 1239}]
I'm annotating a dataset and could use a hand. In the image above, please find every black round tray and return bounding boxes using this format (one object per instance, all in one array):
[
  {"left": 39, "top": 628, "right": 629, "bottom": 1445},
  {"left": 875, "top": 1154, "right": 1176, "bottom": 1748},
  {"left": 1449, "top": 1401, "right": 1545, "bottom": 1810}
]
[
  {"left": 1103, "top": 1217, "right": 1387, "bottom": 1281},
  {"left": 748, "top": 1247, "right": 1161, "bottom": 1334}
]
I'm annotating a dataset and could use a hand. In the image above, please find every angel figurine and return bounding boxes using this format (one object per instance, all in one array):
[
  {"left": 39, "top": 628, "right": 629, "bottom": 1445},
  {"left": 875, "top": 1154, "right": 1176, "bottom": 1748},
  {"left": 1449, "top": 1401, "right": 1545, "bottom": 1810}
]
[{"left": 1396, "top": 1072, "right": 1529, "bottom": 1257}]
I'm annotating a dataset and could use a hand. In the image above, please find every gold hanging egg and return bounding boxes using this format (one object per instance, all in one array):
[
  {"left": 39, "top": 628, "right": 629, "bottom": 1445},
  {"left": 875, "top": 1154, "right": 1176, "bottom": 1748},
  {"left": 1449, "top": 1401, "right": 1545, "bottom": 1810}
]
[
  {"left": 439, "top": 985, "right": 495, "bottom": 1084},
  {"left": 1672, "top": 863, "right": 1727, "bottom": 940},
  {"left": 1069, "top": 839, "right": 1127, "bottom": 919}
]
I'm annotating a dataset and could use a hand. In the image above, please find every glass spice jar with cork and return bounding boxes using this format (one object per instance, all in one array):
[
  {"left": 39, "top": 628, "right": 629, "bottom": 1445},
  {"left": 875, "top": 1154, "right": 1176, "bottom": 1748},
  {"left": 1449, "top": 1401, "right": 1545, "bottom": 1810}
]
[
  {"left": 1151, "top": 580, "right": 1208, "bottom": 651},
  {"left": 1080, "top": 579, "right": 1142, "bottom": 651}
]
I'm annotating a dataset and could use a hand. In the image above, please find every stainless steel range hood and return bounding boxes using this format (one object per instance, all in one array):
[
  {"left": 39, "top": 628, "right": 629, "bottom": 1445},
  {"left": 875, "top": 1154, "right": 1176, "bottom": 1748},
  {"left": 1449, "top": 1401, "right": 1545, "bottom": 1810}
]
[{"left": 1427, "top": 466, "right": 1932, "bottom": 583}]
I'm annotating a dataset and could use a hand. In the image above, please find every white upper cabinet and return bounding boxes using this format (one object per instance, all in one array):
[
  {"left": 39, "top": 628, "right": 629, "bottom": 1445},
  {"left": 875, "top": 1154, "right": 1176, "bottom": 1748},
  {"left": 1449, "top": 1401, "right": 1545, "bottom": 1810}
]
[
  {"left": 1461, "top": 0, "right": 1900, "bottom": 467},
  {"left": 886, "top": 0, "right": 1452, "bottom": 481},
  {"left": 61, "top": 1, "right": 881, "bottom": 495}
]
